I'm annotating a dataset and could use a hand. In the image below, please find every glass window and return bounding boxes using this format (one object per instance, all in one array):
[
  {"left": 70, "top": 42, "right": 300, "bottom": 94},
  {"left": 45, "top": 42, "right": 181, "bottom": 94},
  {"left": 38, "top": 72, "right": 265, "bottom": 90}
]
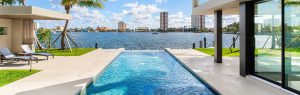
[
  {"left": 284, "top": 0, "right": 300, "bottom": 91},
  {"left": 254, "top": 0, "right": 282, "bottom": 83},
  {"left": 0, "top": 27, "right": 8, "bottom": 35}
]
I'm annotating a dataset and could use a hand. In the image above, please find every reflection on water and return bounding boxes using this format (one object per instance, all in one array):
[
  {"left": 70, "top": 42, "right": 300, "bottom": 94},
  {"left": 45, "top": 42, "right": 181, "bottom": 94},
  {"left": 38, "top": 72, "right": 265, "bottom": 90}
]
[
  {"left": 50, "top": 32, "right": 271, "bottom": 50},
  {"left": 83, "top": 51, "right": 216, "bottom": 95}
]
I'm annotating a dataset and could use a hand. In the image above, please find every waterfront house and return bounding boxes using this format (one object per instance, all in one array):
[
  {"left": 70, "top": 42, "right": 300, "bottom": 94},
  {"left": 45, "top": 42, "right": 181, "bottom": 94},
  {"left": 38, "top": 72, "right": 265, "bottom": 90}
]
[{"left": 193, "top": 0, "right": 300, "bottom": 93}]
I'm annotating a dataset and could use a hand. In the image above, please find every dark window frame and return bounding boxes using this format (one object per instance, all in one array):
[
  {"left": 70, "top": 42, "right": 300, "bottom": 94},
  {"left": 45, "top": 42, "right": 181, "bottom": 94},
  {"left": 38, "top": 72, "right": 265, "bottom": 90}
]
[{"left": 250, "top": 0, "right": 300, "bottom": 94}]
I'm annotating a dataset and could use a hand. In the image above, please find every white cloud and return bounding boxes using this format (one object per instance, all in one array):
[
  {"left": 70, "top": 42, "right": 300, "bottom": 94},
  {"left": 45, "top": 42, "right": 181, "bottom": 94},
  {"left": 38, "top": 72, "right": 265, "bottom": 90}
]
[
  {"left": 169, "top": 12, "right": 191, "bottom": 28},
  {"left": 111, "top": 2, "right": 163, "bottom": 28},
  {"left": 124, "top": 2, "right": 139, "bottom": 7},
  {"left": 65, "top": 6, "right": 106, "bottom": 28},
  {"left": 40, "top": 0, "right": 238, "bottom": 29},
  {"left": 155, "top": 0, "right": 167, "bottom": 4}
]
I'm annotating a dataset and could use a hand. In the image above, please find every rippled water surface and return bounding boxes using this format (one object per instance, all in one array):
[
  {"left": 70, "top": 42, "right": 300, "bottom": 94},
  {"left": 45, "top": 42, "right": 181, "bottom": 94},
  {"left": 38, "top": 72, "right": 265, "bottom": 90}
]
[
  {"left": 82, "top": 51, "right": 217, "bottom": 95},
  {"left": 51, "top": 32, "right": 240, "bottom": 50},
  {"left": 51, "top": 32, "right": 272, "bottom": 50}
]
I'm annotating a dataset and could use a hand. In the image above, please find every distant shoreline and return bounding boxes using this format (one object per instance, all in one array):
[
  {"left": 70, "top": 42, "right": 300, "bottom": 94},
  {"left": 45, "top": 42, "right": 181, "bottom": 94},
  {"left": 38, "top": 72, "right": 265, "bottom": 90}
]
[{"left": 56, "top": 31, "right": 239, "bottom": 34}]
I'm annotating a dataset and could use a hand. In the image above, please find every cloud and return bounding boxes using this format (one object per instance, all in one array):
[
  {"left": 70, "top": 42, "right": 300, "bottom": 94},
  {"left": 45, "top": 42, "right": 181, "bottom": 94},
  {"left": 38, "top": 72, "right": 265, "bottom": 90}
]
[
  {"left": 39, "top": 0, "right": 241, "bottom": 29},
  {"left": 69, "top": 6, "right": 106, "bottom": 28},
  {"left": 71, "top": 6, "right": 105, "bottom": 20},
  {"left": 155, "top": 0, "right": 167, "bottom": 4},
  {"left": 169, "top": 12, "right": 191, "bottom": 28},
  {"left": 205, "top": 15, "right": 239, "bottom": 28},
  {"left": 111, "top": 2, "right": 163, "bottom": 28},
  {"left": 37, "top": 1, "right": 107, "bottom": 28},
  {"left": 124, "top": 2, "right": 139, "bottom": 7}
]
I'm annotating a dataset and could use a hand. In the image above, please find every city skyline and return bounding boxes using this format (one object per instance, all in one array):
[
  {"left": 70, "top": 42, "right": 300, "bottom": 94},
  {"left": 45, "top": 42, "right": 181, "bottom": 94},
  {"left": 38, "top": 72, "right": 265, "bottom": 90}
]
[{"left": 28, "top": 0, "right": 239, "bottom": 29}]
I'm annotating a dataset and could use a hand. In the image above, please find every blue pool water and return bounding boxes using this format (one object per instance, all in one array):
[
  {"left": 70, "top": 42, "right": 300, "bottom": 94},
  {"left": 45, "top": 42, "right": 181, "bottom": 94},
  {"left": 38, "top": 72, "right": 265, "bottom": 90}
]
[{"left": 81, "top": 50, "right": 217, "bottom": 95}]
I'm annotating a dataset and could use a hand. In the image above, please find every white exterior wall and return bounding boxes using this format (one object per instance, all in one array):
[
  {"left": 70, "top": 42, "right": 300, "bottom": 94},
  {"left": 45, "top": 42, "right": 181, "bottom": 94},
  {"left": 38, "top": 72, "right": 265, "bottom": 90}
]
[
  {"left": 193, "top": 0, "right": 244, "bottom": 15},
  {"left": 0, "top": 19, "right": 34, "bottom": 53},
  {"left": 0, "top": 18, "right": 12, "bottom": 50}
]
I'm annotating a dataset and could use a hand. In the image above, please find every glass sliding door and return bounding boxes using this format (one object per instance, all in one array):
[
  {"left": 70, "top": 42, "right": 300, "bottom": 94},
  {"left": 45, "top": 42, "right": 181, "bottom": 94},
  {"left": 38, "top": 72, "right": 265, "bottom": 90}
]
[
  {"left": 284, "top": 0, "right": 300, "bottom": 91},
  {"left": 252, "top": 0, "right": 300, "bottom": 93},
  {"left": 254, "top": 0, "right": 282, "bottom": 83}
]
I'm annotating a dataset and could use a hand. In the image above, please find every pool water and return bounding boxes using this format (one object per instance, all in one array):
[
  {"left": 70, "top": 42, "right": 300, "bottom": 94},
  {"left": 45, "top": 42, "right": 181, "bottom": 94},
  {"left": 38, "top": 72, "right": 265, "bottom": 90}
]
[{"left": 81, "top": 50, "right": 217, "bottom": 95}]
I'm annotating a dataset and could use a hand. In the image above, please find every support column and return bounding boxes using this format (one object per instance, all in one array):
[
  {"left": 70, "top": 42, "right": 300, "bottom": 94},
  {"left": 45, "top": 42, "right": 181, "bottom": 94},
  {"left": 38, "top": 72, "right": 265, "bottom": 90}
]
[
  {"left": 239, "top": 1, "right": 255, "bottom": 77},
  {"left": 214, "top": 10, "right": 222, "bottom": 63},
  {"left": 11, "top": 19, "right": 24, "bottom": 53}
]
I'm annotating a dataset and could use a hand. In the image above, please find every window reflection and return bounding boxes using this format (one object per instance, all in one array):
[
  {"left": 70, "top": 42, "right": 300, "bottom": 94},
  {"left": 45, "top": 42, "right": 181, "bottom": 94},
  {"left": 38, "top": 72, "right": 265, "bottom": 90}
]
[
  {"left": 254, "top": 0, "right": 282, "bottom": 83},
  {"left": 285, "top": 0, "right": 300, "bottom": 91}
]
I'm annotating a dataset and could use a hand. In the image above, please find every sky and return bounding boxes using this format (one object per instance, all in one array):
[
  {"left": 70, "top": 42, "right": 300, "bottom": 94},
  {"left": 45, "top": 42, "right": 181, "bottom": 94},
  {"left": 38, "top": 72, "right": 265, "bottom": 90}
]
[{"left": 27, "top": 0, "right": 239, "bottom": 29}]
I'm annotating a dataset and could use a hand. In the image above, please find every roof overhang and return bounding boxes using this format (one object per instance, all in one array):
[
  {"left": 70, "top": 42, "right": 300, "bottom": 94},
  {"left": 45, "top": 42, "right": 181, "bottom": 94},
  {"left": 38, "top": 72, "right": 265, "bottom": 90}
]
[
  {"left": 193, "top": 0, "right": 249, "bottom": 15},
  {"left": 0, "top": 6, "right": 72, "bottom": 20}
]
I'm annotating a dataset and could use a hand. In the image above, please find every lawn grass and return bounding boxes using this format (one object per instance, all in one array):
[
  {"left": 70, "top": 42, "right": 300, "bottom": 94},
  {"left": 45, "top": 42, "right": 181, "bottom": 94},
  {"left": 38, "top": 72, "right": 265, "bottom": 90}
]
[
  {"left": 195, "top": 48, "right": 300, "bottom": 57},
  {"left": 195, "top": 48, "right": 240, "bottom": 57},
  {"left": 256, "top": 48, "right": 300, "bottom": 56},
  {"left": 36, "top": 48, "right": 96, "bottom": 56},
  {"left": 0, "top": 69, "right": 40, "bottom": 87}
]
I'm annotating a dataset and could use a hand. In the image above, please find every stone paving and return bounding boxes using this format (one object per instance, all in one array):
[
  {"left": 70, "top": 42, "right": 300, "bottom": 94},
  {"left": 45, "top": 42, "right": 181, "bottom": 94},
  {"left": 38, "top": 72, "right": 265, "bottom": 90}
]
[
  {"left": 0, "top": 48, "right": 297, "bottom": 95},
  {"left": 0, "top": 48, "right": 124, "bottom": 95},
  {"left": 166, "top": 48, "right": 296, "bottom": 95}
]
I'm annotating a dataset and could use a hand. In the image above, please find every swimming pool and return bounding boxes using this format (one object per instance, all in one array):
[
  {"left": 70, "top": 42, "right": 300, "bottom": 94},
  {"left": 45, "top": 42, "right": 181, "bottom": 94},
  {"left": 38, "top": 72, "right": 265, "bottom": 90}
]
[{"left": 80, "top": 50, "right": 219, "bottom": 95}]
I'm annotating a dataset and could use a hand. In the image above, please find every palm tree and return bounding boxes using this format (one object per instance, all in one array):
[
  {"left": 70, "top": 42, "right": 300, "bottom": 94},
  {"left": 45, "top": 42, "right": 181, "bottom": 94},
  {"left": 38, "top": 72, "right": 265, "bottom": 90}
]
[
  {"left": 37, "top": 28, "right": 52, "bottom": 48},
  {"left": 1, "top": 0, "right": 16, "bottom": 6},
  {"left": 58, "top": 0, "right": 107, "bottom": 49},
  {"left": 1, "top": 0, "right": 25, "bottom": 6},
  {"left": 18, "top": 0, "right": 25, "bottom": 6}
]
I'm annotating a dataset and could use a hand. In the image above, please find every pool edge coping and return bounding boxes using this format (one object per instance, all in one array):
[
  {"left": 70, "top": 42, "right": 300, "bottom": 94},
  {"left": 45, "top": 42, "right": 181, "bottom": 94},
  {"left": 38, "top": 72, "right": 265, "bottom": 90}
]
[
  {"left": 76, "top": 48, "right": 125, "bottom": 95},
  {"left": 164, "top": 48, "right": 221, "bottom": 95}
]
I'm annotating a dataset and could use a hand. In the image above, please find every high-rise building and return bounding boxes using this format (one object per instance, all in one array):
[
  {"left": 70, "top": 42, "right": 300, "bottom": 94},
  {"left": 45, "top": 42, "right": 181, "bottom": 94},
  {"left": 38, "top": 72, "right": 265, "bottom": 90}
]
[
  {"left": 191, "top": 0, "right": 205, "bottom": 30},
  {"left": 191, "top": 15, "right": 205, "bottom": 29},
  {"left": 160, "top": 12, "right": 168, "bottom": 31},
  {"left": 118, "top": 21, "right": 127, "bottom": 32}
]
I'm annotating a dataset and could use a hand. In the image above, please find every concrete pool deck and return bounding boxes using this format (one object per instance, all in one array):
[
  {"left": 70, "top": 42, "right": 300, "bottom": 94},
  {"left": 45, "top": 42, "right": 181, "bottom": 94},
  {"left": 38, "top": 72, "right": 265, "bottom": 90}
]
[
  {"left": 0, "top": 48, "right": 124, "bottom": 95},
  {"left": 0, "top": 48, "right": 297, "bottom": 95},
  {"left": 166, "top": 48, "right": 296, "bottom": 95}
]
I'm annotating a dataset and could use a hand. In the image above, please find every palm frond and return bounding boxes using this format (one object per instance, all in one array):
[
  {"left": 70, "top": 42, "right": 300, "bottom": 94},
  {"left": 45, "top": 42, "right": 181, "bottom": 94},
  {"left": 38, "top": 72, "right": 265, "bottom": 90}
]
[
  {"left": 61, "top": 0, "right": 79, "bottom": 6},
  {"left": 77, "top": 0, "right": 106, "bottom": 8},
  {"left": 1, "top": 0, "right": 17, "bottom": 6}
]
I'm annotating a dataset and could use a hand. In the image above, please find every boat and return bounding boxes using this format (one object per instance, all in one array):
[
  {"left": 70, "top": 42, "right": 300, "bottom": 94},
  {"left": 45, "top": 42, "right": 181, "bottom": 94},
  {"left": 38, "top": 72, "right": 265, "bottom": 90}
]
[{"left": 152, "top": 32, "right": 159, "bottom": 34}]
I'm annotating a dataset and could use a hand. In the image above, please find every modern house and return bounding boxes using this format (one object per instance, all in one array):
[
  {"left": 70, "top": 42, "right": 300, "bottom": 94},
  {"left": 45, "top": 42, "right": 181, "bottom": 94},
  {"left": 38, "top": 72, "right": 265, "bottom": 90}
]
[
  {"left": 193, "top": 0, "right": 300, "bottom": 93},
  {"left": 0, "top": 6, "right": 71, "bottom": 53}
]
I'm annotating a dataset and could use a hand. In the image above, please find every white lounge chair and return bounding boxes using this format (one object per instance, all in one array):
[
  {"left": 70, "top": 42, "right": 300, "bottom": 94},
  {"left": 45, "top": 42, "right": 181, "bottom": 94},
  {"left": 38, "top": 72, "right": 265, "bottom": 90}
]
[
  {"left": 0, "top": 48, "right": 38, "bottom": 70},
  {"left": 21, "top": 45, "right": 54, "bottom": 60}
]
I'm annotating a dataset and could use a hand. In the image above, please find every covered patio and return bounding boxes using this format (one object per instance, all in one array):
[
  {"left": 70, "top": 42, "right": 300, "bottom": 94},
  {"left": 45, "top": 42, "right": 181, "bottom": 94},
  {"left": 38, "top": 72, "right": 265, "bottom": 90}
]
[
  {"left": 0, "top": 6, "right": 71, "bottom": 53},
  {"left": 193, "top": 0, "right": 300, "bottom": 94}
]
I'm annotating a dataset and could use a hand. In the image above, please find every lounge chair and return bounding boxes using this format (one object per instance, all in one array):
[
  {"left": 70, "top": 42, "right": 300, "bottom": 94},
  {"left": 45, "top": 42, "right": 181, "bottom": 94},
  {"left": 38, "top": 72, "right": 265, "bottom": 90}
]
[
  {"left": 21, "top": 45, "right": 54, "bottom": 60},
  {"left": 0, "top": 48, "right": 38, "bottom": 70}
]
